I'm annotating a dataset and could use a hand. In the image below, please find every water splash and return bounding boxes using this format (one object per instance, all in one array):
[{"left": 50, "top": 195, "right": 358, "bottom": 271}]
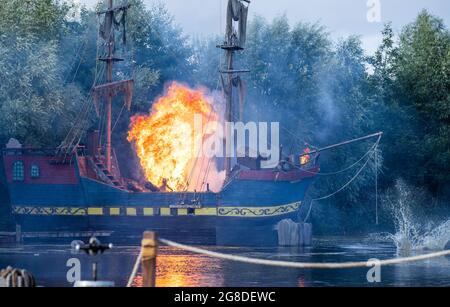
[
  {"left": 419, "top": 220, "right": 450, "bottom": 250},
  {"left": 380, "top": 180, "right": 450, "bottom": 252}
]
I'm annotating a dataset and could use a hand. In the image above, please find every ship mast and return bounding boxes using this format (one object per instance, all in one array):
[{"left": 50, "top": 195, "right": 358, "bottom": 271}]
[
  {"left": 94, "top": 0, "right": 133, "bottom": 173},
  {"left": 218, "top": 0, "right": 250, "bottom": 178},
  {"left": 105, "top": 0, "right": 114, "bottom": 172}
]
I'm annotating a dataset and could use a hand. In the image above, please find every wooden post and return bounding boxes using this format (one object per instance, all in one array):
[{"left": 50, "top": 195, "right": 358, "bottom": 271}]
[{"left": 141, "top": 231, "right": 158, "bottom": 287}]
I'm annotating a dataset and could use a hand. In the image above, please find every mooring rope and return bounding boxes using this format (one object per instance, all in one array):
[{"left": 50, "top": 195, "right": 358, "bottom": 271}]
[
  {"left": 125, "top": 238, "right": 450, "bottom": 285},
  {"left": 126, "top": 251, "right": 142, "bottom": 287},
  {"left": 158, "top": 238, "right": 450, "bottom": 269}
]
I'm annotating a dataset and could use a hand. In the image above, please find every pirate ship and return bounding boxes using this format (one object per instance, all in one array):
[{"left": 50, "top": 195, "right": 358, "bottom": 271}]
[{"left": 1, "top": 0, "right": 375, "bottom": 245}]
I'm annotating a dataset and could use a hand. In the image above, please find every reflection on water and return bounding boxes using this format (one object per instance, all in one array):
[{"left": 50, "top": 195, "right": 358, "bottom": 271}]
[
  {"left": 0, "top": 237, "right": 449, "bottom": 287},
  {"left": 131, "top": 275, "right": 143, "bottom": 287},
  {"left": 155, "top": 253, "right": 224, "bottom": 287}
]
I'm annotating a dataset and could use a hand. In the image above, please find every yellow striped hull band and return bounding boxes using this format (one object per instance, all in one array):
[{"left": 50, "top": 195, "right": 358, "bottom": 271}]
[
  {"left": 11, "top": 202, "right": 300, "bottom": 218},
  {"left": 218, "top": 202, "right": 301, "bottom": 218}
]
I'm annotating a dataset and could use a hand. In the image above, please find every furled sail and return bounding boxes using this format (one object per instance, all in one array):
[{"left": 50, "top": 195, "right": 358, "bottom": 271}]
[
  {"left": 233, "top": 76, "right": 246, "bottom": 121},
  {"left": 99, "top": 6, "right": 127, "bottom": 44},
  {"left": 220, "top": 75, "right": 246, "bottom": 121},
  {"left": 226, "top": 0, "right": 249, "bottom": 47}
]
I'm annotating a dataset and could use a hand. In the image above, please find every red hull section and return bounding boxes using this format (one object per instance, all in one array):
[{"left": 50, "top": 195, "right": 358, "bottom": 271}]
[{"left": 3, "top": 155, "right": 78, "bottom": 185}]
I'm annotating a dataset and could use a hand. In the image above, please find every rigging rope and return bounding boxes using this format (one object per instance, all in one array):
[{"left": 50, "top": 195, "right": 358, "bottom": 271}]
[
  {"left": 98, "top": 95, "right": 106, "bottom": 147},
  {"left": 58, "top": 43, "right": 105, "bottom": 156},
  {"left": 280, "top": 125, "right": 308, "bottom": 149},
  {"left": 313, "top": 150, "right": 375, "bottom": 201},
  {"left": 112, "top": 102, "right": 126, "bottom": 132},
  {"left": 302, "top": 136, "right": 381, "bottom": 223},
  {"left": 63, "top": 40, "right": 87, "bottom": 85},
  {"left": 185, "top": 107, "right": 215, "bottom": 192},
  {"left": 303, "top": 150, "right": 375, "bottom": 223},
  {"left": 58, "top": 28, "right": 98, "bottom": 156},
  {"left": 70, "top": 41, "right": 87, "bottom": 84},
  {"left": 59, "top": 18, "right": 110, "bottom": 156},
  {"left": 375, "top": 144, "right": 379, "bottom": 225},
  {"left": 201, "top": 158, "right": 213, "bottom": 191}
]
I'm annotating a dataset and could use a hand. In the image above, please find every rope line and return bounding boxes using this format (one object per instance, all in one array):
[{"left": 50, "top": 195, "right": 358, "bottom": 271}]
[
  {"left": 375, "top": 145, "right": 379, "bottom": 225},
  {"left": 303, "top": 151, "right": 372, "bottom": 222},
  {"left": 158, "top": 238, "right": 450, "bottom": 269},
  {"left": 312, "top": 153, "right": 372, "bottom": 202},
  {"left": 186, "top": 107, "right": 216, "bottom": 192},
  {"left": 112, "top": 102, "right": 126, "bottom": 132},
  {"left": 63, "top": 40, "right": 87, "bottom": 85},
  {"left": 125, "top": 238, "right": 450, "bottom": 284},
  {"left": 302, "top": 137, "right": 381, "bottom": 222},
  {"left": 126, "top": 251, "right": 142, "bottom": 287}
]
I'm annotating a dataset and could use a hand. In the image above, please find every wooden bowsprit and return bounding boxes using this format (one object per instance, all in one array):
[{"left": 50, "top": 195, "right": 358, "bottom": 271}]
[{"left": 298, "top": 132, "right": 383, "bottom": 158}]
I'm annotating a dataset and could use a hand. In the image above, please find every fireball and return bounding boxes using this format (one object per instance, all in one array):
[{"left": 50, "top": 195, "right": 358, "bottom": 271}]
[
  {"left": 127, "top": 82, "right": 219, "bottom": 192},
  {"left": 300, "top": 148, "right": 311, "bottom": 166}
]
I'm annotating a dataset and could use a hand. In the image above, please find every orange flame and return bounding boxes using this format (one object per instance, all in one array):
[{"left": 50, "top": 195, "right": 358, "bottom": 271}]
[
  {"left": 300, "top": 148, "right": 311, "bottom": 165},
  {"left": 127, "top": 82, "right": 219, "bottom": 192}
]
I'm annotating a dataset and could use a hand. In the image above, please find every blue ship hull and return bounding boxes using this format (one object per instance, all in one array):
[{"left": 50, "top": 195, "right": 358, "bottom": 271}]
[{"left": 2, "top": 153, "right": 318, "bottom": 246}]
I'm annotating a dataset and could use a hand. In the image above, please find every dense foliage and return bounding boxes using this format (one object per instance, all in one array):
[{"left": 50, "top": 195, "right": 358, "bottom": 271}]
[{"left": 0, "top": 1, "right": 449, "bottom": 233}]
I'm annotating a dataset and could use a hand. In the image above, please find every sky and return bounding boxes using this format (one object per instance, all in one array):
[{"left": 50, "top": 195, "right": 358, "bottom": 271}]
[{"left": 78, "top": 0, "right": 450, "bottom": 54}]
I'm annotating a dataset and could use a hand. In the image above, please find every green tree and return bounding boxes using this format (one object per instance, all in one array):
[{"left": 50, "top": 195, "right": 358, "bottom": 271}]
[
  {"left": 0, "top": 0, "right": 73, "bottom": 40},
  {"left": 125, "top": 0, "right": 194, "bottom": 111},
  {"left": 369, "top": 23, "right": 398, "bottom": 103},
  {"left": 392, "top": 10, "right": 450, "bottom": 195},
  {"left": 0, "top": 0, "right": 82, "bottom": 147}
]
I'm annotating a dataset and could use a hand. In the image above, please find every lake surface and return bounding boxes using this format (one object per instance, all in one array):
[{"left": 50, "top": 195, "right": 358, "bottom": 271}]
[{"left": 1, "top": 236, "right": 449, "bottom": 287}]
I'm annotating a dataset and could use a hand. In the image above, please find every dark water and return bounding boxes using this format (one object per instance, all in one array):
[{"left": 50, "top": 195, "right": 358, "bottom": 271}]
[{"left": 1, "top": 237, "right": 449, "bottom": 287}]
